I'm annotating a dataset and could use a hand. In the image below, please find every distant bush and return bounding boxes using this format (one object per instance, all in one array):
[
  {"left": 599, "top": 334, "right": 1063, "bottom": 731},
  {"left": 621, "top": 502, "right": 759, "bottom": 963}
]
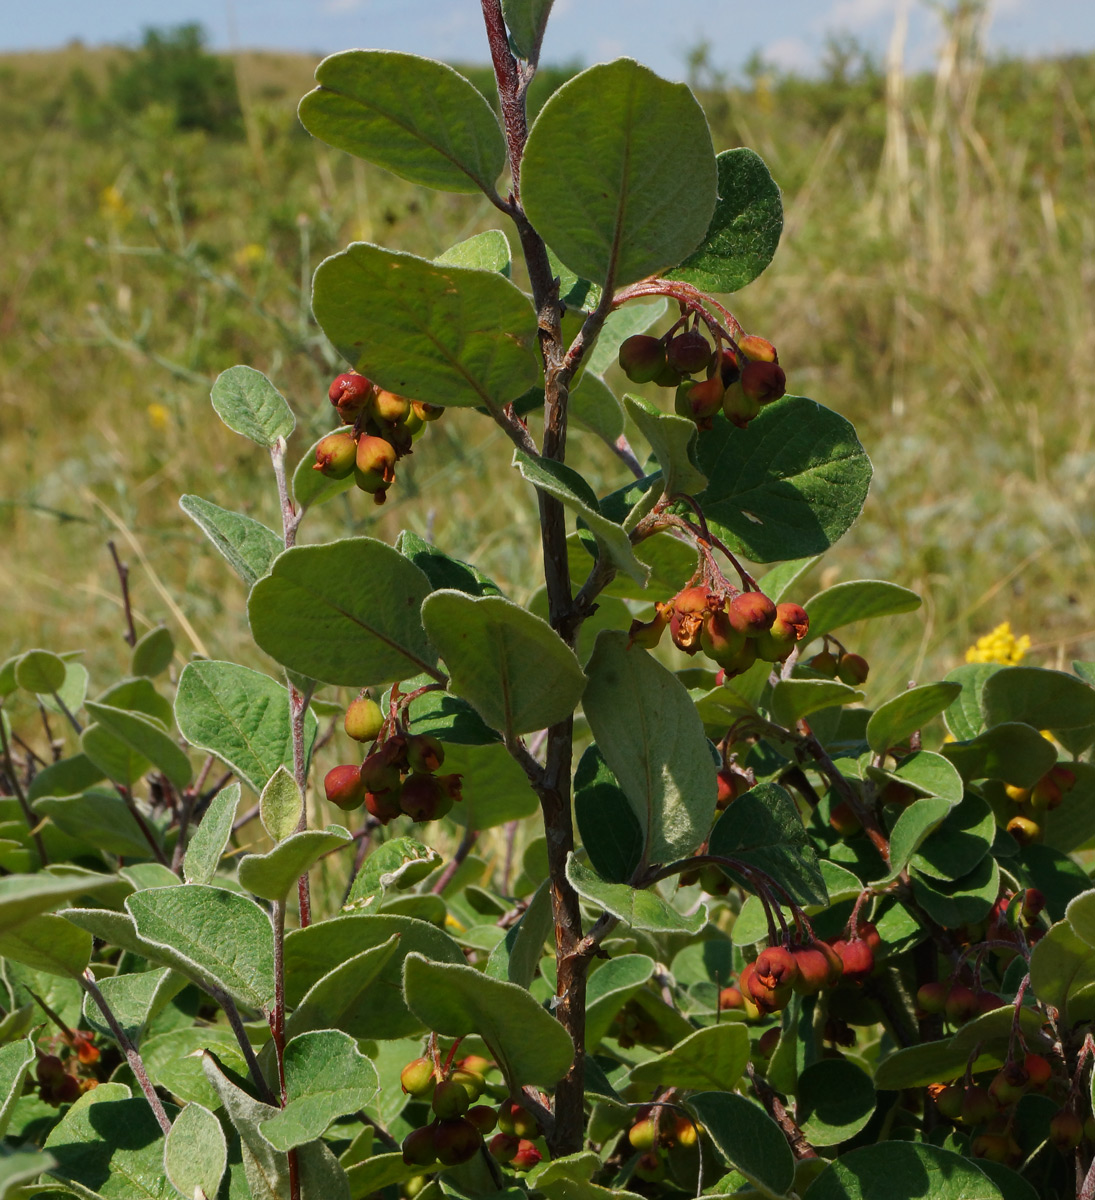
[{"left": 108, "top": 23, "right": 241, "bottom": 134}]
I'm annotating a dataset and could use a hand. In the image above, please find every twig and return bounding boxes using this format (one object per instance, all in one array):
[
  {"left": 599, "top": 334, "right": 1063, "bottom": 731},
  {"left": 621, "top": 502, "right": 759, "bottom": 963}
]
[
  {"left": 81, "top": 970, "right": 172, "bottom": 1136},
  {"left": 207, "top": 985, "right": 278, "bottom": 1107},
  {"left": 115, "top": 785, "right": 170, "bottom": 868},
  {"left": 0, "top": 701, "right": 48, "bottom": 866},
  {"left": 431, "top": 827, "right": 479, "bottom": 894},
  {"left": 745, "top": 1061, "right": 817, "bottom": 1161},
  {"left": 107, "top": 540, "right": 138, "bottom": 648}
]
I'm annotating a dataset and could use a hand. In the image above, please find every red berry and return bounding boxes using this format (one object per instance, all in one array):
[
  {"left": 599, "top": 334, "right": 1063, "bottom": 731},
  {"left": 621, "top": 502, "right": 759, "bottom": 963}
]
[
  {"left": 944, "top": 984, "right": 979, "bottom": 1025},
  {"left": 618, "top": 335, "right": 667, "bottom": 384},
  {"left": 432, "top": 1079, "right": 470, "bottom": 1119},
  {"left": 433, "top": 1118, "right": 482, "bottom": 1166},
  {"left": 1050, "top": 1110, "right": 1084, "bottom": 1151},
  {"left": 401, "top": 1125, "right": 438, "bottom": 1167},
  {"left": 754, "top": 946, "right": 799, "bottom": 991},
  {"left": 833, "top": 938, "right": 874, "bottom": 983},
  {"left": 510, "top": 1139, "right": 542, "bottom": 1172},
  {"left": 324, "top": 764, "right": 366, "bottom": 811},
  {"left": 740, "top": 360, "right": 786, "bottom": 405},
  {"left": 916, "top": 981, "right": 948, "bottom": 1015},
  {"left": 727, "top": 591, "right": 777, "bottom": 637},
  {"left": 665, "top": 330, "right": 712, "bottom": 375},
  {"left": 489, "top": 1133, "right": 520, "bottom": 1163},
  {"left": 718, "top": 985, "right": 744, "bottom": 1011}
]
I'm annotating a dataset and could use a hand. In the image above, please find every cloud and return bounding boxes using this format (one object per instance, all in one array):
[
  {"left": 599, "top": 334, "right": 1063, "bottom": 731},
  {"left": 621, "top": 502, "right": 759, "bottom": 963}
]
[
  {"left": 764, "top": 36, "right": 814, "bottom": 71},
  {"left": 818, "top": 0, "right": 897, "bottom": 31},
  {"left": 323, "top": 0, "right": 365, "bottom": 12}
]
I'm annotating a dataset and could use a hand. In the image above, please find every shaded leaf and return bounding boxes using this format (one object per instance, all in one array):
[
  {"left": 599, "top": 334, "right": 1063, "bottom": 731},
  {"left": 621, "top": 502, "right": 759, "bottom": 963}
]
[
  {"left": 801, "top": 1142, "right": 1003, "bottom": 1200},
  {"left": 285, "top": 936, "right": 402, "bottom": 1041},
  {"left": 165, "top": 1102, "right": 227, "bottom": 1200},
  {"left": 628, "top": 1023, "right": 749, "bottom": 1091},
  {"left": 180, "top": 495, "right": 283, "bottom": 590},
  {"left": 797, "top": 1059, "right": 875, "bottom": 1147},
  {"left": 396, "top": 530, "right": 503, "bottom": 598},
  {"left": 942, "top": 724, "right": 1057, "bottom": 787},
  {"left": 566, "top": 855, "right": 704, "bottom": 933},
  {"left": 690, "top": 1092, "right": 794, "bottom": 1197},
  {"left": 866, "top": 682, "right": 962, "bottom": 755},
  {"left": 85, "top": 701, "right": 192, "bottom": 789},
  {"left": 573, "top": 743, "right": 644, "bottom": 884}
]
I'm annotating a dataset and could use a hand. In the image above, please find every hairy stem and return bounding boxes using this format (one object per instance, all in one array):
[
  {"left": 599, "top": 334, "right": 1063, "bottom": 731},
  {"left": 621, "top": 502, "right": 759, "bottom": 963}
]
[{"left": 0, "top": 702, "right": 48, "bottom": 867}]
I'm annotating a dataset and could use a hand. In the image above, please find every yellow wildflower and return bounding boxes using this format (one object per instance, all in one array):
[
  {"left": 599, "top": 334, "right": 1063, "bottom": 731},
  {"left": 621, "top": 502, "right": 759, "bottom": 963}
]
[
  {"left": 99, "top": 185, "right": 131, "bottom": 223},
  {"left": 964, "top": 622, "right": 1031, "bottom": 666},
  {"left": 232, "top": 242, "right": 266, "bottom": 269},
  {"left": 146, "top": 403, "right": 170, "bottom": 431}
]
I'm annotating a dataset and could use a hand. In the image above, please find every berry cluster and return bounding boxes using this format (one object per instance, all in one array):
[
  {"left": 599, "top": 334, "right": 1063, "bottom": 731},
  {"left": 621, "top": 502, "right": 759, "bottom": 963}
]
[
  {"left": 629, "top": 585, "right": 809, "bottom": 679},
  {"left": 626, "top": 1108, "right": 698, "bottom": 1183},
  {"left": 324, "top": 727, "right": 463, "bottom": 825},
  {"left": 33, "top": 1032, "right": 100, "bottom": 1107},
  {"left": 807, "top": 644, "right": 870, "bottom": 685},
  {"left": 719, "top": 923, "right": 879, "bottom": 1017},
  {"left": 314, "top": 373, "right": 443, "bottom": 505},
  {"left": 399, "top": 1054, "right": 543, "bottom": 1173},
  {"left": 617, "top": 329, "right": 786, "bottom": 431},
  {"left": 1004, "top": 764, "right": 1076, "bottom": 846}
]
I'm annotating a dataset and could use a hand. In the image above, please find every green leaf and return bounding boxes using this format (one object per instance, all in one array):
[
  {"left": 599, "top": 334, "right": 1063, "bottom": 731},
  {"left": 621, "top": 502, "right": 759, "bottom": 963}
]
[
  {"left": 1030, "top": 920, "right": 1095, "bottom": 1018},
  {"left": 801, "top": 1142, "right": 1004, "bottom": 1200},
  {"left": 583, "top": 631, "right": 715, "bottom": 864},
  {"left": 709, "top": 782, "right": 828, "bottom": 906},
  {"left": 41, "top": 659, "right": 89, "bottom": 718},
  {"left": 570, "top": 374, "right": 625, "bottom": 445},
  {"left": 667, "top": 148, "right": 783, "bottom": 293},
  {"left": 804, "top": 579, "right": 922, "bottom": 641},
  {"left": 877, "top": 799, "right": 952, "bottom": 887},
  {"left": 0, "top": 1146, "right": 53, "bottom": 1198},
  {"left": 260, "top": 765, "right": 303, "bottom": 843},
  {"left": 34, "top": 790, "right": 153, "bottom": 858},
  {"left": 0, "top": 1039, "right": 34, "bottom": 1140},
  {"left": 260, "top": 1030, "right": 379, "bottom": 1152},
  {"left": 623, "top": 394, "right": 707, "bottom": 497},
  {"left": 628, "top": 1023, "right": 749, "bottom": 1091},
  {"left": 179, "top": 494, "right": 283, "bottom": 590},
  {"left": 514, "top": 451, "right": 648, "bottom": 584},
  {"left": 398, "top": 684, "right": 499, "bottom": 746},
  {"left": 585, "top": 954, "right": 656, "bottom": 1051},
  {"left": 403, "top": 952, "right": 574, "bottom": 1089},
  {"left": 502, "top": 0, "right": 553, "bottom": 58},
  {"left": 435, "top": 741, "right": 540, "bottom": 829},
  {"left": 691, "top": 400, "right": 872, "bottom": 563},
  {"left": 981, "top": 666, "right": 1095, "bottom": 731},
  {"left": 690, "top": 1092, "right": 794, "bottom": 1197},
  {"left": 184, "top": 782, "right": 241, "bottom": 886},
  {"left": 573, "top": 743, "right": 644, "bottom": 884},
  {"left": 421, "top": 590, "right": 586, "bottom": 738},
  {"left": 84, "top": 701, "right": 192, "bottom": 789},
  {"left": 910, "top": 855, "right": 1000, "bottom": 928},
  {"left": 14, "top": 647, "right": 66, "bottom": 693},
  {"left": 769, "top": 678, "right": 863, "bottom": 726},
  {"left": 165, "top": 1102, "right": 227, "bottom": 1200},
  {"left": 942, "top": 723, "right": 1057, "bottom": 787},
  {"left": 583, "top": 298, "right": 668, "bottom": 378},
  {"left": 26, "top": 752, "right": 104, "bottom": 802},
  {"left": 522, "top": 59, "right": 716, "bottom": 288},
  {"left": 175, "top": 662, "right": 318, "bottom": 795},
  {"left": 868, "top": 750, "right": 964, "bottom": 804},
  {"left": 344, "top": 1153, "right": 423, "bottom": 1198},
  {"left": 284, "top": 914, "right": 466, "bottom": 1039},
  {"left": 486, "top": 880, "right": 552, "bottom": 989},
  {"left": 910, "top": 792, "right": 994, "bottom": 880},
  {"left": 81, "top": 721, "right": 151, "bottom": 788},
  {"left": 312, "top": 243, "right": 538, "bottom": 410},
  {"left": 435, "top": 229, "right": 511, "bottom": 273},
  {"left": 566, "top": 854, "right": 704, "bottom": 933},
  {"left": 300, "top": 51, "right": 505, "bottom": 195},
  {"left": 98, "top": 676, "right": 174, "bottom": 727},
  {"left": 796, "top": 1058, "right": 875, "bottom": 1146},
  {"left": 866, "top": 682, "right": 963, "bottom": 754},
  {"left": 285, "top": 935, "right": 401, "bottom": 1040},
  {"left": 239, "top": 827, "right": 351, "bottom": 901},
  {"left": 201, "top": 1051, "right": 290, "bottom": 1200},
  {"left": 344, "top": 837, "right": 442, "bottom": 911},
  {"left": 45, "top": 1094, "right": 175, "bottom": 1200},
  {"left": 943, "top": 663, "right": 1004, "bottom": 740},
  {"left": 132, "top": 626, "right": 175, "bottom": 678},
  {"left": 873, "top": 1040, "right": 1003, "bottom": 1090},
  {"left": 83, "top": 967, "right": 187, "bottom": 1047},
  {"left": 396, "top": 530, "right": 503, "bottom": 599},
  {"left": 1066, "top": 890, "right": 1095, "bottom": 951},
  {"left": 127, "top": 885, "right": 275, "bottom": 1011},
  {"left": 211, "top": 365, "right": 294, "bottom": 447},
  {"left": 249, "top": 538, "right": 438, "bottom": 687},
  {"left": 0, "top": 871, "right": 116, "bottom": 934},
  {"left": 1043, "top": 763, "right": 1095, "bottom": 854}
]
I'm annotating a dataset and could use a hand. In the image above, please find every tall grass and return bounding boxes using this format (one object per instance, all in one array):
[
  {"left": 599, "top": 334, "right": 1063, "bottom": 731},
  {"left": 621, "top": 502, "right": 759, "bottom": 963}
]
[{"left": 2, "top": 17, "right": 1093, "bottom": 709}]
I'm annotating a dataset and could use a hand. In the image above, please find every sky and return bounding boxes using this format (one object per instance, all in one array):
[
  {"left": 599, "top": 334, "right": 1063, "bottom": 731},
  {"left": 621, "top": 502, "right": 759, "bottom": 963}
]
[{"left": 1, "top": 0, "right": 1090, "bottom": 80}]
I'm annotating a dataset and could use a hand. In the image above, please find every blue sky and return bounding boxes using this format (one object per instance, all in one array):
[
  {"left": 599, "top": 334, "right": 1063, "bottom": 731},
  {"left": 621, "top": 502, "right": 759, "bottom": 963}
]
[{"left": 2, "top": 1, "right": 1088, "bottom": 79}]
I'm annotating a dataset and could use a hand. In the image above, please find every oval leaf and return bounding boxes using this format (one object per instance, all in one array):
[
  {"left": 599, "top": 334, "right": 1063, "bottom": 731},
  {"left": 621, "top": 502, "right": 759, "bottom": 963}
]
[
  {"left": 84, "top": 701, "right": 192, "bottom": 789},
  {"left": 628, "top": 1023, "right": 749, "bottom": 1091},
  {"left": 690, "top": 1091, "right": 794, "bottom": 1197},
  {"left": 421, "top": 590, "right": 586, "bottom": 738},
  {"left": 239, "top": 827, "right": 351, "bottom": 902},
  {"left": 866, "top": 682, "right": 963, "bottom": 755},
  {"left": 14, "top": 648, "right": 66, "bottom": 694},
  {"left": 802, "top": 1142, "right": 1003, "bottom": 1200},
  {"left": 299, "top": 50, "right": 505, "bottom": 195},
  {"left": 797, "top": 1058, "right": 875, "bottom": 1146},
  {"left": 165, "top": 1102, "right": 227, "bottom": 1200},
  {"left": 312, "top": 242, "right": 538, "bottom": 411},
  {"left": 183, "top": 783, "right": 241, "bottom": 886},
  {"left": 249, "top": 538, "right": 438, "bottom": 687},
  {"left": 805, "top": 579, "right": 922, "bottom": 641},
  {"left": 179, "top": 494, "right": 283, "bottom": 589},
  {"left": 566, "top": 854, "right": 705, "bottom": 934},
  {"left": 131, "top": 626, "right": 175, "bottom": 678},
  {"left": 210, "top": 365, "right": 294, "bottom": 447},
  {"left": 981, "top": 666, "right": 1095, "bottom": 731},
  {"left": 522, "top": 59, "right": 717, "bottom": 288},
  {"left": 623, "top": 394, "right": 707, "bottom": 498}
]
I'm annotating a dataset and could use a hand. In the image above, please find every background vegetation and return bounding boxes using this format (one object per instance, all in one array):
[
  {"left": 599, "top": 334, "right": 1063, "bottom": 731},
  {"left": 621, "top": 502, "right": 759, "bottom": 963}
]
[{"left": 3, "top": 9, "right": 1093, "bottom": 702}]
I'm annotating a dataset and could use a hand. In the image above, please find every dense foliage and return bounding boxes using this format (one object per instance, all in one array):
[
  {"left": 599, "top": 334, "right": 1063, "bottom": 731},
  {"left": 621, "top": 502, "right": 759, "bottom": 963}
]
[{"left": 3, "top": 5, "right": 1095, "bottom": 1200}]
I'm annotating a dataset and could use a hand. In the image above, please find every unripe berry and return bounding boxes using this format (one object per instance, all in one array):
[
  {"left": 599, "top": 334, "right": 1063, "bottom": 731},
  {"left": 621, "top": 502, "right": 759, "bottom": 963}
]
[
  {"left": 971, "top": 1133, "right": 1019, "bottom": 1163},
  {"left": 719, "top": 347, "right": 742, "bottom": 387},
  {"left": 406, "top": 733, "right": 445, "bottom": 773},
  {"left": 401, "top": 1126, "right": 438, "bottom": 1167},
  {"left": 510, "top": 1140, "right": 542, "bottom": 1172},
  {"left": 738, "top": 335, "right": 779, "bottom": 363},
  {"left": 727, "top": 591, "right": 777, "bottom": 637},
  {"left": 722, "top": 384, "right": 762, "bottom": 428},
  {"left": 756, "top": 1027, "right": 781, "bottom": 1058},
  {"left": 324, "top": 764, "right": 366, "bottom": 811},
  {"left": 960, "top": 1085, "right": 996, "bottom": 1126},
  {"left": 700, "top": 610, "right": 750, "bottom": 670},
  {"left": 433, "top": 1118, "right": 482, "bottom": 1166},
  {"left": 344, "top": 697, "right": 384, "bottom": 743},
  {"left": 944, "top": 985, "right": 979, "bottom": 1025},
  {"left": 628, "top": 1118, "right": 657, "bottom": 1151},
  {"left": 400, "top": 1057, "right": 436, "bottom": 1097},
  {"left": 633, "top": 1151, "right": 663, "bottom": 1182},
  {"left": 934, "top": 1084, "right": 964, "bottom": 1121},
  {"left": 497, "top": 1100, "right": 539, "bottom": 1140},
  {"left": 916, "top": 981, "right": 948, "bottom": 1015},
  {"left": 674, "top": 375, "right": 724, "bottom": 427},
  {"left": 665, "top": 330, "right": 713, "bottom": 375},
  {"left": 489, "top": 1133, "right": 520, "bottom": 1163},
  {"left": 829, "top": 800, "right": 862, "bottom": 837},
  {"left": 673, "top": 1117, "right": 698, "bottom": 1148},
  {"left": 618, "top": 334, "right": 667, "bottom": 384},
  {"left": 809, "top": 650, "right": 839, "bottom": 677},
  {"left": 432, "top": 1079, "right": 470, "bottom": 1119},
  {"left": 355, "top": 434, "right": 397, "bottom": 481},
  {"left": 1030, "top": 773, "right": 1063, "bottom": 812},
  {"left": 313, "top": 430, "right": 358, "bottom": 479},
  {"left": 373, "top": 389, "right": 411, "bottom": 424},
  {"left": 400, "top": 772, "right": 452, "bottom": 822},
  {"left": 1004, "top": 783, "right": 1030, "bottom": 803},
  {"left": 975, "top": 991, "right": 1005, "bottom": 1014},
  {"left": 450, "top": 1067, "right": 485, "bottom": 1102},
  {"left": 653, "top": 361, "right": 683, "bottom": 388},
  {"left": 833, "top": 938, "right": 874, "bottom": 983},
  {"left": 718, "top": 985, "right": 744, "bottom": 1011},
  {"left": 1007, "top": 815, "right": 1042, "bottom": 846},
  {"left": 360, "top": 752, "right": 401, "bottom": 797},
  {"left": 740, "top": 360, "right": 786, "bottom": 405},
  {"left": 1050, "top": 1110, "right": 1084, "bottom": 1151},
  {"left": 329, "top": 372, "right": 374, "bottom": 421},
  {"left": 628, "top": 603, "right": 670, "bottom": 650},
  {"left": 459, "top": 1055, "right": 492, "bottom": 1076},
  {"left": 436, "top": 773, "right": 464, "bottom": 803},
  {"left": 836, "top": 653, "right": 870, "bottom": 685},
  {"left": 412, "top": 400, "right": 444, "bottom": 422},
  {"left": 988, "top": 1063, "right": 1029, "bottom": 1108}
]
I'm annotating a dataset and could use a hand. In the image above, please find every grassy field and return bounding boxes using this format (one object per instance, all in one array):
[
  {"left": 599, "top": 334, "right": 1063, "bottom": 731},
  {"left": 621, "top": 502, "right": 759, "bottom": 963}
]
[{"left": 3, "top": 13, "right": 1095, "bottom": 717}]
